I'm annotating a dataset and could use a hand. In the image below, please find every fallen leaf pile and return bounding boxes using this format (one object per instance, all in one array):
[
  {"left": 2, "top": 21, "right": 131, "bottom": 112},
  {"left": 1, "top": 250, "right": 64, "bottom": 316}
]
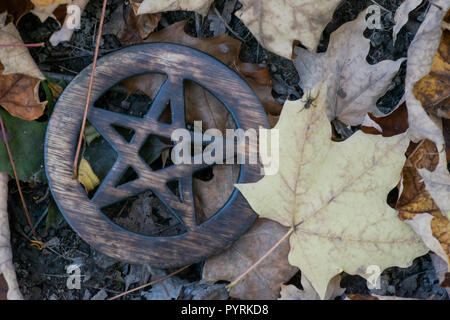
[
  {"left": 1, "top": 0, "right": 450, "bottom": 301},
  {"left": 236, "top": 82, "right": 427, "bottom": 299}
]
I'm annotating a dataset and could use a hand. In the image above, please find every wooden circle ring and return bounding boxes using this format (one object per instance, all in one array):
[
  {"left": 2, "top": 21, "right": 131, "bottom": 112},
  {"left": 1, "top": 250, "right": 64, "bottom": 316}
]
[{"left": 45, "top": 43, "right": 270, "bottom": 268}]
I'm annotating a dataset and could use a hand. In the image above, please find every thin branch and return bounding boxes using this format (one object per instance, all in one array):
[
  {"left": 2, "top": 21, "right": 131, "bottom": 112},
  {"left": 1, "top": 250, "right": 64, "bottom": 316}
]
[
  {"left": 72, "top": 0, "right": 108, "bottom": 178},
  {"left": 0, "top": 115, "right": 37, "bottom": 238},
  {"left": 226, "top": 226, "right": 294, "bottom": 290},
  {"left": 0, "top": 42, "right": 44, "bottom": 47},
  {"left": 108, "top": 265, "right": 190, "bottom": 300}
]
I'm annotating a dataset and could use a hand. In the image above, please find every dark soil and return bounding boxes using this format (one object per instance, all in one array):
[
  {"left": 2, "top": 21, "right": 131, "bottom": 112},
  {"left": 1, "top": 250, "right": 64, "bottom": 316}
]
[{"left": 7, "top": 0, "right": 449, "bottom": 300}]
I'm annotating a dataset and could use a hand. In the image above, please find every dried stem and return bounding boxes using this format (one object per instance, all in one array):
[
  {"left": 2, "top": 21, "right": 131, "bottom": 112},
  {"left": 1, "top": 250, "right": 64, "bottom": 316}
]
[
  {"left": 0, "top": 43, "right": 44, "bottom": 47},
  {"left": 72, "top": 0, "right": 108, "bottom": 178}
]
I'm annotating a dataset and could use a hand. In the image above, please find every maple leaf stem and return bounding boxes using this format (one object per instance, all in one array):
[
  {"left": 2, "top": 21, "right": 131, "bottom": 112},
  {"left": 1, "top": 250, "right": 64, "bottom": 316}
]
[
  {"left": 226, "top": 226, "right": 294, "bottom": 291},
  {"left": 0, "top": 115, "right": 37, "bottom": 239},
  {"left": 0, "top": 43, "right": 44, "bottom": 47},
  {"left": 72, "top": 0, "right": 108, "bottom": 178},
  {"left": 107, "top": 264, "right": 190, "bottom": 300}
]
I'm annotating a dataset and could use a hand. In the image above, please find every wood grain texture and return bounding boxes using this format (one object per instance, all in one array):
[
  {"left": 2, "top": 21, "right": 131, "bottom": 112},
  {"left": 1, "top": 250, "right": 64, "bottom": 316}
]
[{"left": 45, "top": 43, "right": 270, "bottom": 267}]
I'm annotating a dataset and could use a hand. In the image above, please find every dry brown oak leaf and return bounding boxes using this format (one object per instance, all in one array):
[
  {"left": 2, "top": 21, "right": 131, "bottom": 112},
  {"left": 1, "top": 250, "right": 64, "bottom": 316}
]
[
  {"left": 235, "top": 0, "right": 341, "bottom": 59},
  {"left": 133, "top": 0, "right": 213, "bottom": 16},
  {"left": 0, "top": 18, "right": 46, "bottom": 120},
  {"left": 236, "top": 82, "right": 428, "bottom": 299},
  {"left": 413, "top": 10, "right": 450, "bottom": 120},
  {"left": 202, "top": 219, "right": 298, "bottom": 300},
  {"left": 404, "top": 0, "right": 450, "bottom": 146},
  {"left": 294, "top": 11, "right": 405, "bottom": 126},
  {"left": 397, "top": 139, "right": 449, "bottom": 273},
  {"left": 0, "top": 172, "right": 23, "bottom": 300}
]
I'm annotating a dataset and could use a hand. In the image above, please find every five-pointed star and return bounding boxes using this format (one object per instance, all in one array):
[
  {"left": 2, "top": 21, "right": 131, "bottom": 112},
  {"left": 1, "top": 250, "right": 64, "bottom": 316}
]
[{"left": 87, "top": 76, "right": 212, "bottom": 229}]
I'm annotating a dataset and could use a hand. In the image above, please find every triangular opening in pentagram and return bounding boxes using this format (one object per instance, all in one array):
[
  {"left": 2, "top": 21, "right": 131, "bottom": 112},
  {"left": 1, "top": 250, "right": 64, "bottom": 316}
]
[
  {"left": 93, "top": 73, "right": 167, "bottom": 118},
  {"left": 80, "top": 120, "right": 118, "bottom": 199},
  {"left": 138, "top": 134, "right": 174, "bottom": 171},
  {"left": 101, "top": 190, "right": 187, "bottom": 237},
  {"left": 111, "top": 124, "right": 135, "bottom": 143},
  {"left": 157, "top": 100, "right": 172, "bottom": 124},
  {"left": 115, "top": 166, "right": 139, "bottom": 187},
  {"left": 166, "top": 179, "right": 182, "bottom": 203}
]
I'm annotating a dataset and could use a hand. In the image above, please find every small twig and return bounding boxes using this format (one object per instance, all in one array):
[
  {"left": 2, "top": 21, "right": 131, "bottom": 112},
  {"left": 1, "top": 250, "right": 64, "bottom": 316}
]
[
  {"left": 35, "top": 187, "right": 50, "bottom": 204},
  {"left": 195, "top": 12, "right": 203, "bottom": 38},
  {"left": 0, "top": 115, "right": 37, "bottom": 239},
  {"left": 226, "top": 226, "right": 294, "bottom": 290},
  {"left": 0, "top": 42, "right": 44, "bottom": 47},
  {"left": 73, "top": 0, "right": 108, "bottom": 178},
  {"left": 32, "top": 207, "right": 49, "bottom": 231},
  {"left": 108, "top": 265, "right": 190, "bottom": 300}
]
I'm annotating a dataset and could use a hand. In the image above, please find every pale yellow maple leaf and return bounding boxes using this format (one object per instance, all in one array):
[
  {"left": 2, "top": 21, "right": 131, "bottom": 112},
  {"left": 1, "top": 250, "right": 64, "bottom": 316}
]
[
  {"left": 235, "top": 0, "right": 341, "bottom": 59},
  {"left": 236, "top": 82, "right": 428, "bottom": 299},
  {"left": 135, "top": 0, "right": 213, "bottom": 16}
]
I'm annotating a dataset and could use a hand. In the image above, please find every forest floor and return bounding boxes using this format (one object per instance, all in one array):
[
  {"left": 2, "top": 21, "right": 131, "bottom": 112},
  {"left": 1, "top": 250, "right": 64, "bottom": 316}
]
[{"left": 7, "top": 0, "right": 449, "bottom": 300}]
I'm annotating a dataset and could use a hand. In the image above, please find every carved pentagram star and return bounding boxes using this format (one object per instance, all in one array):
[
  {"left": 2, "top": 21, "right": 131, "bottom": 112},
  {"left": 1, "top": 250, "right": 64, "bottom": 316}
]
[{"left": 87, "top": 75, "right": 211, "bottom": 229}]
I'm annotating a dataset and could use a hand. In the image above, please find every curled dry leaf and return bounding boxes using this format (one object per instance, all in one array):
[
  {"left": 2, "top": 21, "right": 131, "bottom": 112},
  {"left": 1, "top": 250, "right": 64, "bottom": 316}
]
[
  {"left": 0, "top": 21, "right": 44, "bottom": 79},
  {"left": 235, "top": 0, "right": 341, "bottom": 59},
  {"left": 0, "top": 172, "right": 23, "bottom": 300},
  {"left": 294, "top": 11, "right": 405, "bottom": 126},
  {"left": 49, "top": 0, "right": 89, "bottom": 46},
  {"left": 413, "top": 11, "right": 450, "bottom": 119},
  {"left": 404, "top": 0, "right": 450, "bottom": 146},
  {"left": 0, "top": 20, "right": 46, "bottom": 120},
  {"left": 397, "top": 139, "right": 449, "bottom": 272},
  {"left": 77, "top": 157, "right": 100, "bottom": 193},
  {"left": 418, "top": 153, "right": 450, "bottom": 219},
  {"left": 279, "top": 274, "right": 344, "bottom": 300},
  {"left": 236, "top": 82, "right": 427, "bottom": 299},
  {"left": 361, "top": 102, "right": 409, "bottom": 137},
  {"left": 30, "top": 0, "right": 69, "bottom": 23},
  {"left": 392, "top": 0, "right": 422, "bottom": 43},
  {"left": 122, "top": 21, "right": 282, "bottom": 116},
  {"left": 134, "top": 0, "right": 213, "bottom": 16},
  {"left": 0, "top": 0, "right": 34, "bottom": 24},
  {"left": 202, "top": 219, "right": 298, "bottom": 300},
  {"left": 103, "top": 4, "right": 161, "bottom": 45},
  {"left": 0, "top": 71, "right": 47, "bottom": 121},
  {"left": 31, "top": 0, "right": 68, "bottom": 7}
]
